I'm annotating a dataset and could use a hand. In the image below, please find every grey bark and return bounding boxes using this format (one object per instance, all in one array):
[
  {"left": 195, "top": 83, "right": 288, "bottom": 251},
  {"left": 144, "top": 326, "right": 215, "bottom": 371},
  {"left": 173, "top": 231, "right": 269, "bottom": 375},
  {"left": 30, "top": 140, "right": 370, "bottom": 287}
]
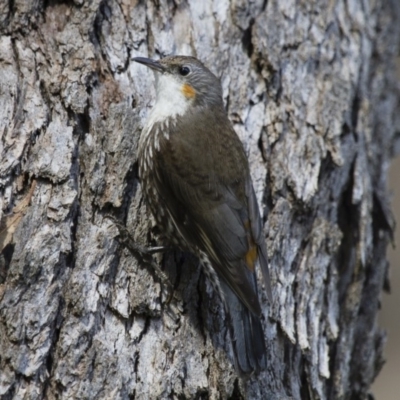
[{"left": 0, "top": 0, "right": 399, "bottom": 399}]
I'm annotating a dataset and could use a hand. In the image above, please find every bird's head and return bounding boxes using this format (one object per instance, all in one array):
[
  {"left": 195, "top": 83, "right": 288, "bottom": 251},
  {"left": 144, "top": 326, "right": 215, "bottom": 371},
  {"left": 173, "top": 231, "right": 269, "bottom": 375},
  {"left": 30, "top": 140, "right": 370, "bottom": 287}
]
[{"left": 133, "top": 55, "right": 223, "bottom": 111}]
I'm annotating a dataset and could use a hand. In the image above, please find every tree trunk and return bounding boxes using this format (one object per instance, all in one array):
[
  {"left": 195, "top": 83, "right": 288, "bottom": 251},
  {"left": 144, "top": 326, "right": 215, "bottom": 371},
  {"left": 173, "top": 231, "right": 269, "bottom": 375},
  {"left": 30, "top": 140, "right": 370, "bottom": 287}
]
[{"left": 0, "top": 1, "right": 399, "bottom": 399}]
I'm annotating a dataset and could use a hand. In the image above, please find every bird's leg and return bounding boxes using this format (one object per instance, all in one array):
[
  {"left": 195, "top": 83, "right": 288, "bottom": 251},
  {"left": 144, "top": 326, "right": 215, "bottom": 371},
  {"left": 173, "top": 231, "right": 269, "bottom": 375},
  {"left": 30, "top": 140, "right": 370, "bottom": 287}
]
[
  {"left": 144, "top": 245, "right": 168, "bottom": 254},
  {"left": 105, "top": 215, "right": 170, "bottom": 253},
  {"left": 106, "top": 215, "right": 171, "bottom": 284},
  {"left": 105, "top": 215, "right": 182, "bottom": 322}
]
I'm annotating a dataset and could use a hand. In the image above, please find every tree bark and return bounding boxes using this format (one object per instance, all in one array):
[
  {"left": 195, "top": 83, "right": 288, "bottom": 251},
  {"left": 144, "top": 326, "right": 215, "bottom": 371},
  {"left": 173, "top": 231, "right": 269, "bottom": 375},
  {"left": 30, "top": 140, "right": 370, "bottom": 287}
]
[{"left": 0, "top": 0, "right": 399, "bottom": 399}]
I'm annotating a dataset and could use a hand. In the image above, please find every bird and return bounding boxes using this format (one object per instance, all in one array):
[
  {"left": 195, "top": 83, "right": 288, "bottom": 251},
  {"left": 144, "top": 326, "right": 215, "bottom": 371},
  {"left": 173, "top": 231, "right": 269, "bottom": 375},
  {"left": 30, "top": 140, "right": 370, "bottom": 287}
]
[{"left": 133, "top": 55, "right": 272, "bottom": 374}]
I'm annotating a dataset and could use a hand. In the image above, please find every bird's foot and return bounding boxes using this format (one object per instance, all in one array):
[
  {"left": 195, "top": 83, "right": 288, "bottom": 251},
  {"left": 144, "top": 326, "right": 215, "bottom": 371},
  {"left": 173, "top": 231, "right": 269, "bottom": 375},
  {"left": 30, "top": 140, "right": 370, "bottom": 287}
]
[{"left": 105, "top": 215, "right": 182, "bottom": 323}]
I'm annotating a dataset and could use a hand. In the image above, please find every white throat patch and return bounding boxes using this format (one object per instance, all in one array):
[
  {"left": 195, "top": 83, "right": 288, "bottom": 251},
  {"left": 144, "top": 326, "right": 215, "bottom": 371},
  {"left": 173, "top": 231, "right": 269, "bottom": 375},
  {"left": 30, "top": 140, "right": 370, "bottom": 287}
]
[
  {"left": 139, "top": 73, "right": 194, "bottom": 153},
  {"left": 148, "top": 73, "right": 191, "bottom": 125}
]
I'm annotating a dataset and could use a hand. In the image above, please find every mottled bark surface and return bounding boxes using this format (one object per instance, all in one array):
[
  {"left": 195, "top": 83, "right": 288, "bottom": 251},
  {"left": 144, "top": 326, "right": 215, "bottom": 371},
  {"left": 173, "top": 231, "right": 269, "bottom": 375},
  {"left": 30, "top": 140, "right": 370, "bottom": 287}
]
[{"left": 0, "top": 1, "right": 399, "bottom": 399}]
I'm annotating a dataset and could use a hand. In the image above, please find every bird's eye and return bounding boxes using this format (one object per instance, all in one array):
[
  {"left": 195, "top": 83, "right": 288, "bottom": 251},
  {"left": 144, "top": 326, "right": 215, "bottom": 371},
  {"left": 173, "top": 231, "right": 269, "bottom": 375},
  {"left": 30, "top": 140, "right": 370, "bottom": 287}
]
[{"left": 179, "top": 66, "right": 191, "bottom": 76}]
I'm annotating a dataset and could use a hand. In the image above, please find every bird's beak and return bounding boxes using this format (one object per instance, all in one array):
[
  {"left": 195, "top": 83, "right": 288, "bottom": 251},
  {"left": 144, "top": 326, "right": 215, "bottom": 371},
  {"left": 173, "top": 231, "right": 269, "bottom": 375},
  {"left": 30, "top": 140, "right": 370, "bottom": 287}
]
[{"left": 133, "top": 57, "right": 166, "bottom": 72}]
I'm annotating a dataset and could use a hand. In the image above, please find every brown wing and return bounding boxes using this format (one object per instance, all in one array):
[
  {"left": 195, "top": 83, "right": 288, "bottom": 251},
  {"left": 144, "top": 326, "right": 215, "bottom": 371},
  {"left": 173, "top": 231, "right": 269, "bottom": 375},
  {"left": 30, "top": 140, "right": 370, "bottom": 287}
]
[{"left": 151, "top": 109, "right": 271, "bottom": 315}]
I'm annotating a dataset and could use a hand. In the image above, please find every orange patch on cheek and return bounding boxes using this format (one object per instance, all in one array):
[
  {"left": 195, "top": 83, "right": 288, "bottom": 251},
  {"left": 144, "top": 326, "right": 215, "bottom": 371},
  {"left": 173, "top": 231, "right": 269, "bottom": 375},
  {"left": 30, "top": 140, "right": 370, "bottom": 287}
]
[{"left": 181, "top": 83, "right": 196, "bottom": 99}]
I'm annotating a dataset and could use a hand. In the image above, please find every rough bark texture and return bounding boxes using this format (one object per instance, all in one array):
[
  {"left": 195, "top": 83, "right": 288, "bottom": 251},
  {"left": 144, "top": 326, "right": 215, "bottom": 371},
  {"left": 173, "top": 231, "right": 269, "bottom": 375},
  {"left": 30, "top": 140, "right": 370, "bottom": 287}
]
[{"left": 0, "top": 1, "right": 399, "bottom": 399}]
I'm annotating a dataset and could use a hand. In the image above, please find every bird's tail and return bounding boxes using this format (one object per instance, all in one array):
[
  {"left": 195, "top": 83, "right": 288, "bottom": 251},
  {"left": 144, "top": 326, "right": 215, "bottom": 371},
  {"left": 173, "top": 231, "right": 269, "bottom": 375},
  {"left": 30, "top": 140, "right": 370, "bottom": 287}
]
[{"left": 221, "top": 281, "right": 267, "bottom": 374}]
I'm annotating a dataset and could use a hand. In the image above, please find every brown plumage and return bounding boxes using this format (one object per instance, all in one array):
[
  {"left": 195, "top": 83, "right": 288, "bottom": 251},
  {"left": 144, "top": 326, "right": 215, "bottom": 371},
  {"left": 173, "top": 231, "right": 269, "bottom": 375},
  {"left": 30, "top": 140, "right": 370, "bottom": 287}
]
[{"left": 134, "top": 55, "right": 272, "bottom": 374}]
